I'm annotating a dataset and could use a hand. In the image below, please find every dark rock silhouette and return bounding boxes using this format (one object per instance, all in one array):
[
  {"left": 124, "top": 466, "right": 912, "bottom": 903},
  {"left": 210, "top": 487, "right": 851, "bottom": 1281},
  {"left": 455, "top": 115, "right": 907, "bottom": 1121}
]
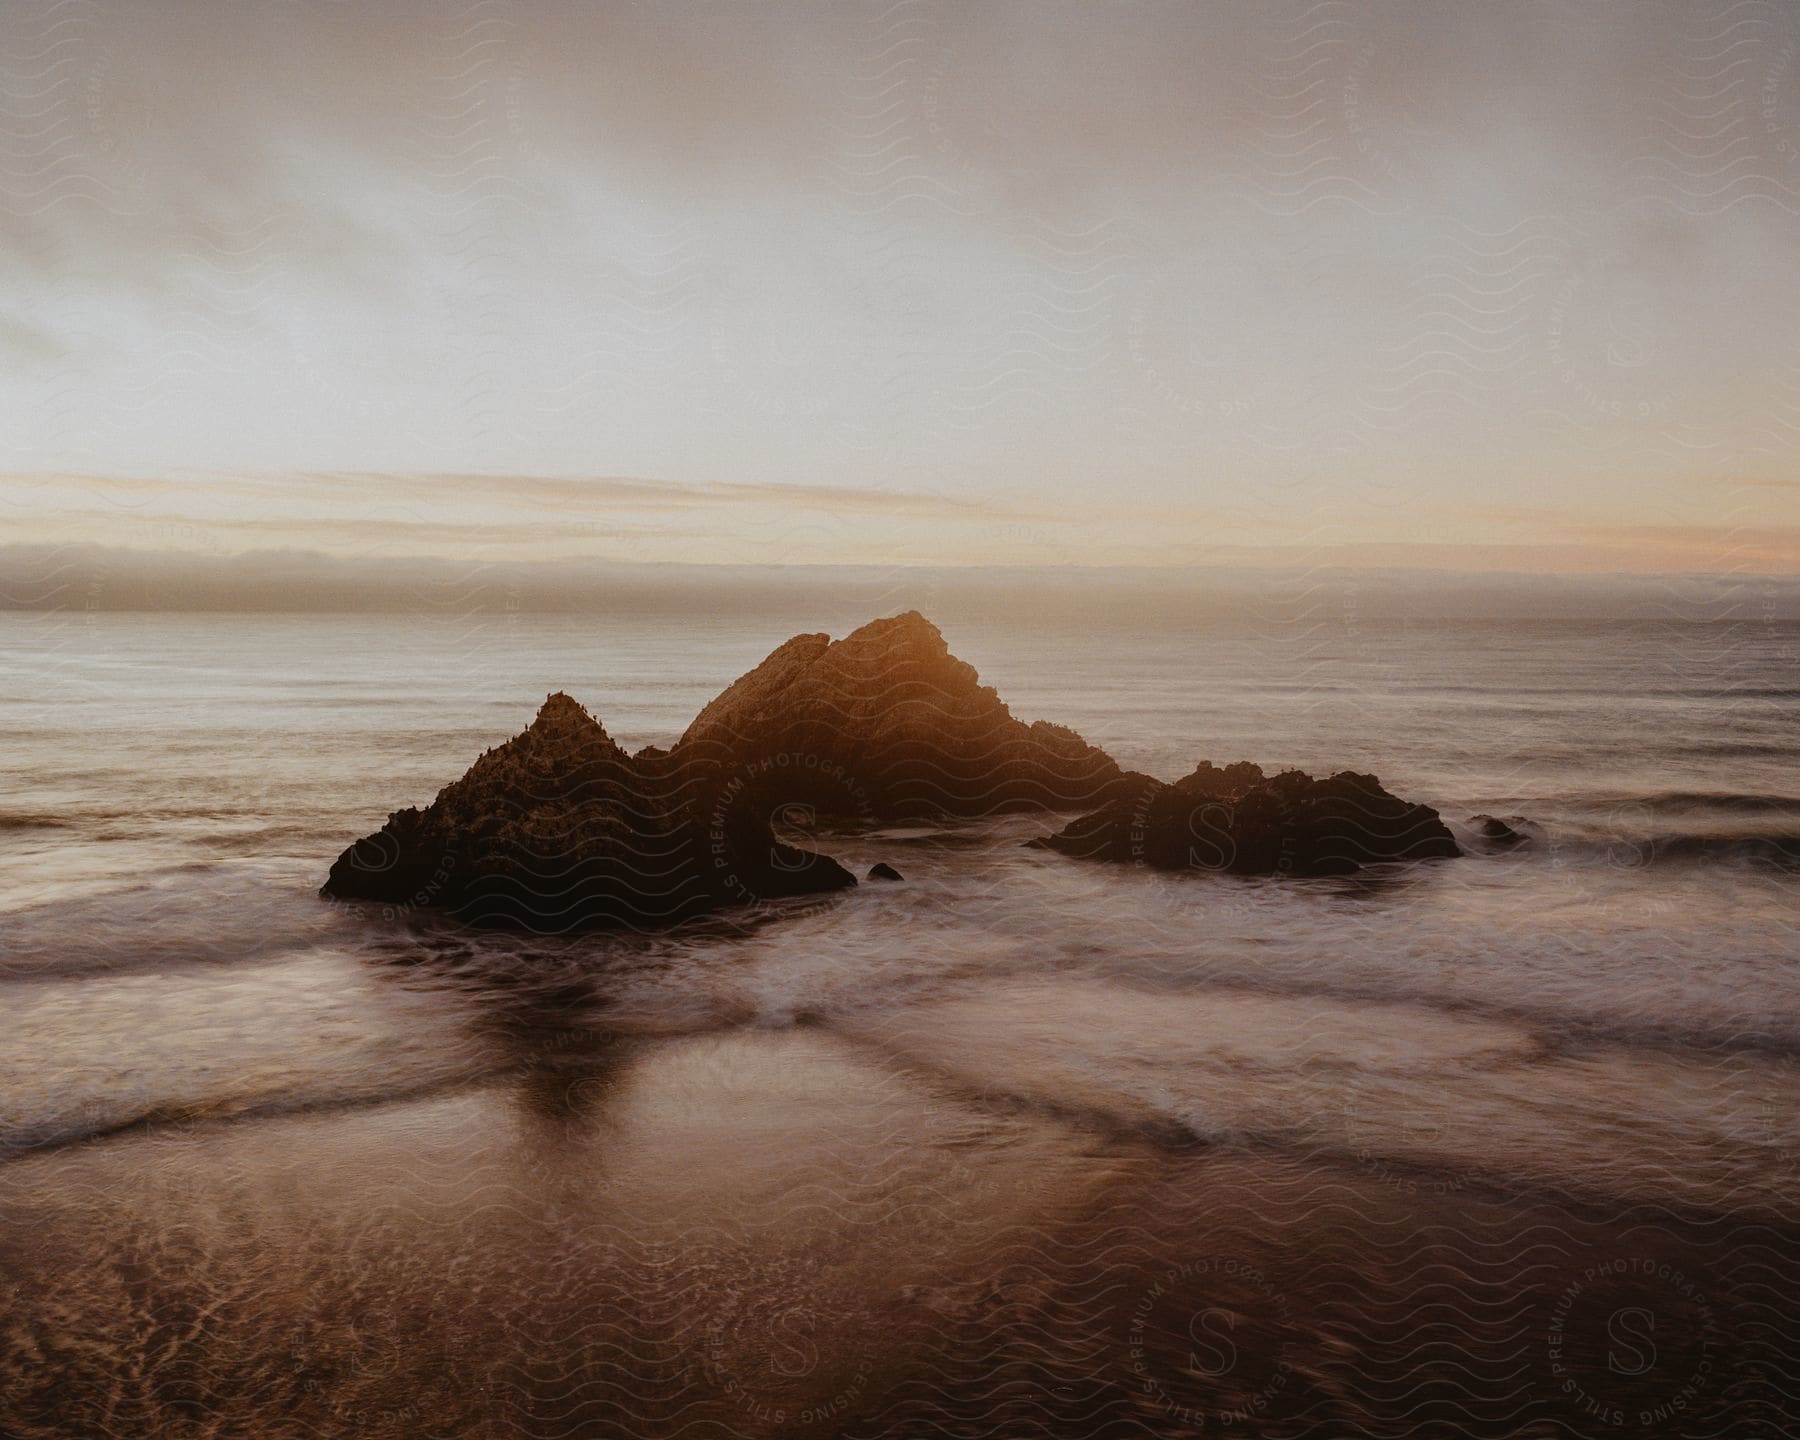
[
  {"left": 1030, "top": 760, "right": 1460, "bottom": 877},
  {"left": 321, "top": 692, "right": 855, "bottom": 932},
  {"left": 674, "top": 611, "right": 1131, "bottom": 821},
  {"left": 1469, "top": 813, "right": 1529, "bottom": 847},
  {"left": 323, "top": 612, "right": 1461, "bottom": 930}
]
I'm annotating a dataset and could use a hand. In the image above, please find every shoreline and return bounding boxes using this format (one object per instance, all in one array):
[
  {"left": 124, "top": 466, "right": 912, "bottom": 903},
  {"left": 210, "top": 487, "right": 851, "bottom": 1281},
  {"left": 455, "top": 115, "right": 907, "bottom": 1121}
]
[{"left": 2, "top": 1024, "right": 1785, "bottom": 1438}]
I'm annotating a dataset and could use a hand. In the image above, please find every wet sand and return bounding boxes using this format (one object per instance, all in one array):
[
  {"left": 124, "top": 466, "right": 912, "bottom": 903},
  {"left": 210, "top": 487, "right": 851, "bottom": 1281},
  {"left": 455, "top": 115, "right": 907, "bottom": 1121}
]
[{"left": 2, "top": 1017, "right": 1792, "bottom": 1439}]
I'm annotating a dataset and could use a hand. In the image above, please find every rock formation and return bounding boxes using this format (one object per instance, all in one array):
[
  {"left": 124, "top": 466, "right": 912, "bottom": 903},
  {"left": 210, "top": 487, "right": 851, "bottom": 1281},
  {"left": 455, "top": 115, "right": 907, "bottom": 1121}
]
[
  {"left": 1029, "top": 759, "right": 1460, "bottom": 877},
  {"left": 1468, "top": 814, "right": 1530, "bottom": 847},
  {"left": 866, "top": 862, "right": 903, "bottom": 882},
  {"left": 673, "top": 610, "right": 1130, "bottom": 821},
  {"left": 321, "top": 692, "right": 856, "bottom": 932},
  {"left": 323, "top": 612, "right": 1463, "bottom": 931}
]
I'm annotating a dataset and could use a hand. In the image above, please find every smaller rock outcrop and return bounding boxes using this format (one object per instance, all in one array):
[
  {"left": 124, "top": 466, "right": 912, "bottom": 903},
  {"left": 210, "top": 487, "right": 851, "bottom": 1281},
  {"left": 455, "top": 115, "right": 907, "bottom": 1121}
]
[
  {"left": 321, "top": 692, "right": 855, "bottom": 932},
  {"left": 1030, "top": 760, "right": 1460, "bottom": 877},
  {"left": 866, "top": 862, "right": 904, "bottom": 882},
  {"left": 1468, "top": 814, "right": 1530, "bottom": 847}
]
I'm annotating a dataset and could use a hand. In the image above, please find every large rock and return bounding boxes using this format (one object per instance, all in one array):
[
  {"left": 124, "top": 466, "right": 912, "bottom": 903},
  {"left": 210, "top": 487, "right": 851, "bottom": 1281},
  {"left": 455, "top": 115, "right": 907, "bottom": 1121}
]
[
  {"left": 321, "top": 692, "right": 856, "bottom": 931},
  {"left": 674, "top": 610, "right": 1129, "bottom": 820},
  {"left": 322, "top": 613, "right": 1460, "bottom": 930},
  {"left": 1030, "top": 760, "right": 1460, "bottom": 877}
]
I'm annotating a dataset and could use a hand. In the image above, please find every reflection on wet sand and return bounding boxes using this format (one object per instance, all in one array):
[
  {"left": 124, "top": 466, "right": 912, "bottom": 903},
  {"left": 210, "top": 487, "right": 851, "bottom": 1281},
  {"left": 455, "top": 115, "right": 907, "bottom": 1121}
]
[
  {"left": 0, "top": 1018, "right": 1129, "bottom": 1438},
  {"left": 2, "top": 994, "right": 1789, "bottom": 1439}
]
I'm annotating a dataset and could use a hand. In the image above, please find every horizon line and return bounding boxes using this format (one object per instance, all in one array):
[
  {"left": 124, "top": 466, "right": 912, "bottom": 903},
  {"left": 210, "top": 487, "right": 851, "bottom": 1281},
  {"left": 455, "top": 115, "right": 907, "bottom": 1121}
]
[{"left": 4, "top": 540, "right": 1798, "bottom": 583}]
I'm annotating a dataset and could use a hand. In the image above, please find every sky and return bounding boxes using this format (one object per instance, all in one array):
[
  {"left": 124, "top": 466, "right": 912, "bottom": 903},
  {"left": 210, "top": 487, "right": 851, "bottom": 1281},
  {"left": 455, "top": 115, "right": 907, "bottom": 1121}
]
[{"left": 2, "top": 0, "right": 1798, "bottom": 583}]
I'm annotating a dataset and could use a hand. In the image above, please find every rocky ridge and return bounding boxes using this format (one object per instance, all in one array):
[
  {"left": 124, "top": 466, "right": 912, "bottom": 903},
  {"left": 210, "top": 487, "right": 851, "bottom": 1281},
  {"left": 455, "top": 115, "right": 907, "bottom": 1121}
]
[
  {"left": 1027, "top": 759, "right": 1461, "bottom": 877},
  {"left": 322, "top": 612, "right": 1459, "bottom": 931}
]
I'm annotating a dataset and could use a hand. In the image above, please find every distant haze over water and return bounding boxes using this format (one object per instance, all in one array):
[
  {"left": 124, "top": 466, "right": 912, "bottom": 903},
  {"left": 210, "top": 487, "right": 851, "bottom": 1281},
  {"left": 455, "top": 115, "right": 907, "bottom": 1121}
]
[{"left": 3, "top": 544, "right": 1797, "bottom": 623}]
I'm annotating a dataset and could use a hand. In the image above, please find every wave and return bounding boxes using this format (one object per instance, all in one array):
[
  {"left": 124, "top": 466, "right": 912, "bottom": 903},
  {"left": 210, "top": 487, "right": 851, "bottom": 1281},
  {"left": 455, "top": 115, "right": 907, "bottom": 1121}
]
[
  {"left": 1625, "top": 790, "right": 1800, "bottom": 814},
  {"left": 1633, "top": 829, "right": 1800, "bottom": 863},
  {"left": 0, "top": 862, "right": 348, "bottom": 978},
  {"left": 0, "top": 811, "right": 69, "bottom": 831},
  {"left": 1468, "top": 791, "right": 1798, "bottom": 818},
  {"left": 1453, "top": 805, "right": 1800, "bottom": 868},
  {"left": 1518, "top": 827, "right": 1800, "bottom": 870},
  {"left": 0, "top": 1071, "right": 504, "bottom": 1162},
  {"left": 1411, "top": 682, "right": 1800, "bottom": 701},
  {"left": 1667, "top": 739, "right": 1799, "bottom": 758},
  {"left": 1072, "top": 970, "right": 1800, "bottom": 1062}
]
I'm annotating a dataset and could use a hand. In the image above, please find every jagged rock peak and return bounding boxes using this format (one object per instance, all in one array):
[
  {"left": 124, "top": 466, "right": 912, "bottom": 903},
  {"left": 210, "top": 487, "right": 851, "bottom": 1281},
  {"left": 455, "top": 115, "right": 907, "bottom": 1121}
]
[
  {"left": 846, "top": 608, "right": 949, "bottom": 648},
  {"left": 678, "top": 611, "right": 984, "bottom": 750},
  {"left": 320, "top": 684, "right": 854, "bottom": 932},
  {"left": 447, "top": 691, "right": 626, "bottom": 803},
  {"left": 1171, "top": 759, "right": 1268, "bottom": 800},
  {"left": 830, "top": 610, "right": 965, "bottom": 672},
  {"left": 524, "top": 689, "right": 603, "bottom": 734},
  {"left": 520, "top": 690, "right": 620, "bottom": 749},
  {"left": 673, "top": 610, "right": 1127, "bottom": 818},
  {"left": 680, "top": 612, "right": 997, "bottom": 740}
]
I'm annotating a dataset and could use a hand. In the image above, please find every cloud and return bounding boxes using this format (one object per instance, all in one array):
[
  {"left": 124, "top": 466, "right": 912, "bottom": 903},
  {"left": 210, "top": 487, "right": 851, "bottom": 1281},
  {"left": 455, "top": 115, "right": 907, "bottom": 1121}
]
[
  {"left": 4, "top": 465, "right": 1794, "bottom": 573},
  {"left": 3, "top": 1, "right": 1799, "bottom": 562}
]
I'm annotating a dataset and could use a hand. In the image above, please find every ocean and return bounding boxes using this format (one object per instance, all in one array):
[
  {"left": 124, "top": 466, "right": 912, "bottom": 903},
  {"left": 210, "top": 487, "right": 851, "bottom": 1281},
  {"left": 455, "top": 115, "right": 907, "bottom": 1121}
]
[{"left": 1, "top": 609, "right": 1795, "bottom": 1437}]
